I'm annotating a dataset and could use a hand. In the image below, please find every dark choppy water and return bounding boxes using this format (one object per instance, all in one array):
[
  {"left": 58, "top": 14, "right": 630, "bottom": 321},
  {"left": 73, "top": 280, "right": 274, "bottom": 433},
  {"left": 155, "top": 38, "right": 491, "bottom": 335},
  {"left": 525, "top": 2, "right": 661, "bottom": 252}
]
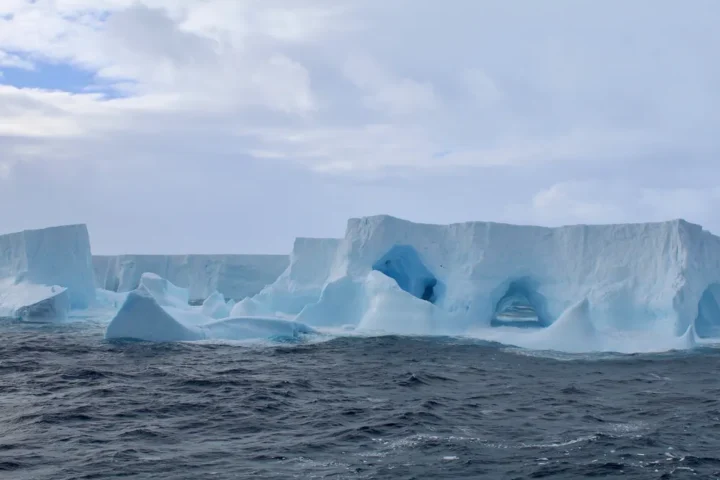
[{"left": 2, "top": 321, "right": 720, "bottom": 479}]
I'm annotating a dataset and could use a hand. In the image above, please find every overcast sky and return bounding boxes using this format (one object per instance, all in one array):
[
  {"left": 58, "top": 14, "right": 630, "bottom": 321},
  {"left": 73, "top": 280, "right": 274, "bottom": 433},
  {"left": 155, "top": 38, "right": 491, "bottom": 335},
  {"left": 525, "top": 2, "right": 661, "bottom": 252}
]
[{"left": 1, "top": 0, "right": 718, "bottom": 254}]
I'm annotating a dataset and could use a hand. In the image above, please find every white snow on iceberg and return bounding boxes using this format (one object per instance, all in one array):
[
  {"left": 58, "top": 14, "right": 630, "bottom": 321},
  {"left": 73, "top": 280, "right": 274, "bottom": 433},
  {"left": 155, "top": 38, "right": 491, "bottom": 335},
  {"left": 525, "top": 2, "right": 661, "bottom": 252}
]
[
  {"left": 105, "top": 273, "right": 315, "bottom": 342},
  {"left": 0, "top": 224, "right": 96, "bottom": 320},
  {"left": 235, "top": 215, "right": 720, "bottom": 353}
]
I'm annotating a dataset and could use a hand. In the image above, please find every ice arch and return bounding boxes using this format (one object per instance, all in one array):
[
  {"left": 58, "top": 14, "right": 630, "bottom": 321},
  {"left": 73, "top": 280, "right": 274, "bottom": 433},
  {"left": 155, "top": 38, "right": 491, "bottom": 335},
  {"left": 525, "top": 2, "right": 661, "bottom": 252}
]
[
  {"left": 695, "top": 284, "right": 720, "bottom": 339},
  {"left": 490, "top": 278, "right": 550, "bottom": 328},
  {"left": 371, "top": 245, "right": 440, "bottom": 304}
]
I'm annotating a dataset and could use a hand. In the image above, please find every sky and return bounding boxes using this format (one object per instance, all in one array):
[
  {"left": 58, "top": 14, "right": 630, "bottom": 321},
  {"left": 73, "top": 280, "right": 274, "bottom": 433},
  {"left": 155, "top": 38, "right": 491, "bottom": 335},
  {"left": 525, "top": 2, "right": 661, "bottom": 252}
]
[{"left": 1, "top": 0, "right": 719, "bottom": 254}]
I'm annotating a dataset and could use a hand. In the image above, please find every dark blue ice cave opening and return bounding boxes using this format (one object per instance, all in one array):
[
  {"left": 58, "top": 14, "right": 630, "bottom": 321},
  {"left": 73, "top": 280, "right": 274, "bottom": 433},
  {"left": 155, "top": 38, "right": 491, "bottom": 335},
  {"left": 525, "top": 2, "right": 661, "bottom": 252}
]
[
  {"left": 695, "top": 286, "right": 720, "bottom": 338},
  {"left": 372, "top": 245, "right": 439, "bottom": 304},
  {"left": 491, "top": 279, "right": 549, "bottom": 328}
]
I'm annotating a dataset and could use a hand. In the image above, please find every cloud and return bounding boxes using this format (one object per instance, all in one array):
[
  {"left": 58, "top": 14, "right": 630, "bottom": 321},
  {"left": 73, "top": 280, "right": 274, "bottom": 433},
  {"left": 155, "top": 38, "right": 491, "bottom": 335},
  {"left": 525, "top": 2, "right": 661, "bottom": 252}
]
[
  {"left": 1, "top": 2, "right": 323, "bottom": 111},
  {"left": 0, "top": 0, "right": 719, "bottom": 250},
  {"left": 508, "top": 181, "right": 720, "bottom": 231},
  {"left": 0, "top": 50, "right": 34, "bottom": 69},
  {"left": 524, "top": 181, "right": 638, "bottom": 226},
  {"left": 343, "top": 53, "right": 437, "bottom": 115},
  {"left": 2, "top": 0, "right": 718, "bottom": 172},
  {"left": 462, "top": 68, "right": 503, "bottom": 108}
]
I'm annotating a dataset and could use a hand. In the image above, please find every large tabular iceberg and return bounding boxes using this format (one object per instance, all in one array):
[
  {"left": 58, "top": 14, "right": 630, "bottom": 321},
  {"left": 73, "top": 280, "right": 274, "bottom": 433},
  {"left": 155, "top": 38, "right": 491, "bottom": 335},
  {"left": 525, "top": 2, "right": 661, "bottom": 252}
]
[
  {"left": 93, "top": 254, "right": 288, "bottom": 302},
  {"left": 0, "top": 225, "right": 95, "bottom": 320},
  {"left": 232, "top": 215, "right": 720, "bottom": 352},
  {"left": 6, "top": 216, "right": 719, "bottom": 352}
]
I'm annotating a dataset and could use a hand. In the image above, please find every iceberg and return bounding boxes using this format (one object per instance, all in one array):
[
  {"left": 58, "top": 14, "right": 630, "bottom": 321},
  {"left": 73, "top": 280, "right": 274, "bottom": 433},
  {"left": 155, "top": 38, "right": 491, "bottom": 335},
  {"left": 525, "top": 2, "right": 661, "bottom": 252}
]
[
  {"left": 0, "top": 224, "right": 95, "bottom": 320},
  {"left": 105, "top": 289, "right": 203, "bottom": 342},
  {"left": 231, "top": 238, "right": 342, "bottom": 317},
  {"left": 294, "top": 270, "right": 446, "bottom": 334},
  {"left": 137, "top": 272, "right": 191, "bottom": 309},
  {"left": 105, "top": 273, "right": 315, "bottom": 342},
  {"left": 94, "top": 288, "right": 128, "bottom": 310},
  {"left": 237, "top": 215, "right": 720, "bottom": 352},
  {"left": 0, "top": 280, "right": 70, "bottom": 321},
  {"left": 5, "top": 216, "right": 719, "bottom": 353},
  {"left": 201, "top": 291, "right": 231, "bottom": 319},
  {"left": 93, "top": 254, "right": 288, "bottom": 302}
]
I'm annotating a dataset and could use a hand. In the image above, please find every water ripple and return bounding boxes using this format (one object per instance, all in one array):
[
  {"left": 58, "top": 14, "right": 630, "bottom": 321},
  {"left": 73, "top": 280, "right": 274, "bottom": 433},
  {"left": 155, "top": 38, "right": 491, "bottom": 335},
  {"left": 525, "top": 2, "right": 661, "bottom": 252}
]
[{"left": 1, "top": 322, "right": 720, "bottom": 478}]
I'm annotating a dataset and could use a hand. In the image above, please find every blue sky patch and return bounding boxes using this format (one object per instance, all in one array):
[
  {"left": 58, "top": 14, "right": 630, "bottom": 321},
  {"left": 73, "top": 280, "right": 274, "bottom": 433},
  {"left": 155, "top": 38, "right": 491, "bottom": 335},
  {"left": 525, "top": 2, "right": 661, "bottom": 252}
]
[{"left": 0, "top": 56, "right": 125, "bottom": 97}]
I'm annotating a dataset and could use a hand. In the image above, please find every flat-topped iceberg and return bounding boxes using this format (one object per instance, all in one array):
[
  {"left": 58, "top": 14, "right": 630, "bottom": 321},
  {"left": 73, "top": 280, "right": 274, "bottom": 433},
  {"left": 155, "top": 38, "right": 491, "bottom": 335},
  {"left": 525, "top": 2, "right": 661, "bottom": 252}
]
[
  {"left": 105, "top": 273, "right": 315, "bottom": 342},
  {"left": 0, "top": 224, "right": 95, "bottom": 320},
  {"left": 5, "top": 216, "right": 719, "bottom": 353},
  {"left": 232, "top": 215, "right": 720, "bottom": 352}
]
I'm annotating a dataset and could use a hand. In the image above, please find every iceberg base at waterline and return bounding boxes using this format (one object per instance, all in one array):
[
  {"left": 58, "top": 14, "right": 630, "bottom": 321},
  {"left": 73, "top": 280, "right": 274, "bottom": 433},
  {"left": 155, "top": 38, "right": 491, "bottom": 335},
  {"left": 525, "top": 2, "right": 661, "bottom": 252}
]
[
  {"left": 104, "top": 273, "right": 315, "bottom": 343},
  {"left": 468, "top": 298, "right": 700, "bottom": 354}
]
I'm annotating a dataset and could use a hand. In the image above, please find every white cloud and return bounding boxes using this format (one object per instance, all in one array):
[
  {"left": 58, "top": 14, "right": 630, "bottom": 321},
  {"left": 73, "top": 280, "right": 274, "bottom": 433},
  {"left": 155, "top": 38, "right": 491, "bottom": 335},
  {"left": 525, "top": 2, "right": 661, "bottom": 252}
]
[
  {"left": 0, "top": 1, "right": 325, "bottom": 111},
  {"left": 640, "top": 187, "right": 720, "bottom": 223},
  {"left": 527, "top": 181, "right": 635, "bottom": 226},
  {"left": 2, "top": 0, "right": 717, "bottom": 174},
  {"left": 0, "top": 49, "right": 34, "bottom": 69},
  {"left": 508, "top": 181, "right": 720, "bottom": 231},
  {"left": 462, "top": 68, "right": 503, "bottom": 107},
  {"left": 344, "top": 53, "right": 437, "bottom": 115},
  {"left": 0, "top": 86, "right": 101, "bottom": 137},
  {"left": 0, "top": 160, "right": 14, "bottom": 179},
  {"left": 1, "top": 0, "right": 719, "bottom": 249}
]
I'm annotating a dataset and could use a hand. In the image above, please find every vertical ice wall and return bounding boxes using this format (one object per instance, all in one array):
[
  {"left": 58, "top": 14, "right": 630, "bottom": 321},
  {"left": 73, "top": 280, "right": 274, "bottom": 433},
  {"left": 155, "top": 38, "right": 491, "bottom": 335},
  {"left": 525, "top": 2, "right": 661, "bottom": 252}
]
[
  {"left": 239, "top": 215, "right": 720, "bottom": 337},
  {"left": 0, "top": 224, "right": 95, "bottom": 308},
  {"left": 93, "top": 254, "right": 289, "bottom": 302}
]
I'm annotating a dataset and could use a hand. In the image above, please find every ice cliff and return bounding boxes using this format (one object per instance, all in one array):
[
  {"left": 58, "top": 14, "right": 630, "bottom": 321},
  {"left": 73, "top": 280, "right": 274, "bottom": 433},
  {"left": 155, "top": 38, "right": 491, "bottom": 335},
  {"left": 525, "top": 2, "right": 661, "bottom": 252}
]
[
  {"left": 232, "top": 238, "right": 343, "bottom": 317},
  {"left": 93, "top": 254, "right": 288, "bottom": 302},
  {"left": 234, "top": 215, "right": 720, "bottom": 347},
  {"left": 0, "top": 224, "right": 95, "bottom": 320},
  {"left": 6, "top": 216, "right": 720, "bottom": 352}
]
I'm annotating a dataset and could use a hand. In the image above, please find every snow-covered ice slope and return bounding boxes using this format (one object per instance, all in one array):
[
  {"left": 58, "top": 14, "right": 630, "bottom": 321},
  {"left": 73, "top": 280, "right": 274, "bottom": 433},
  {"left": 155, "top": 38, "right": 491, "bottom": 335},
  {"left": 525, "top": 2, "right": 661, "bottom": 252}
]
[
  {"left": 244, "top": 215, "right": 720, "bottom": 349},
  {"left": 93, "top": 254, "right": 288, "bottom": 302},
  {"left": 0, "top": 225, "right": 95, "bottom": 317}
]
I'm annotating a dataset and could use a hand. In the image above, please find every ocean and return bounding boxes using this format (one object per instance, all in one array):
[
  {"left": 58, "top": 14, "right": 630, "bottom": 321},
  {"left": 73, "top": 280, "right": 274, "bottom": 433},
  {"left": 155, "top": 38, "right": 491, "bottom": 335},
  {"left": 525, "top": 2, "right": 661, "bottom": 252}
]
[{"left": 1, "top": 319, "right": 720, "bottom": 479}]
